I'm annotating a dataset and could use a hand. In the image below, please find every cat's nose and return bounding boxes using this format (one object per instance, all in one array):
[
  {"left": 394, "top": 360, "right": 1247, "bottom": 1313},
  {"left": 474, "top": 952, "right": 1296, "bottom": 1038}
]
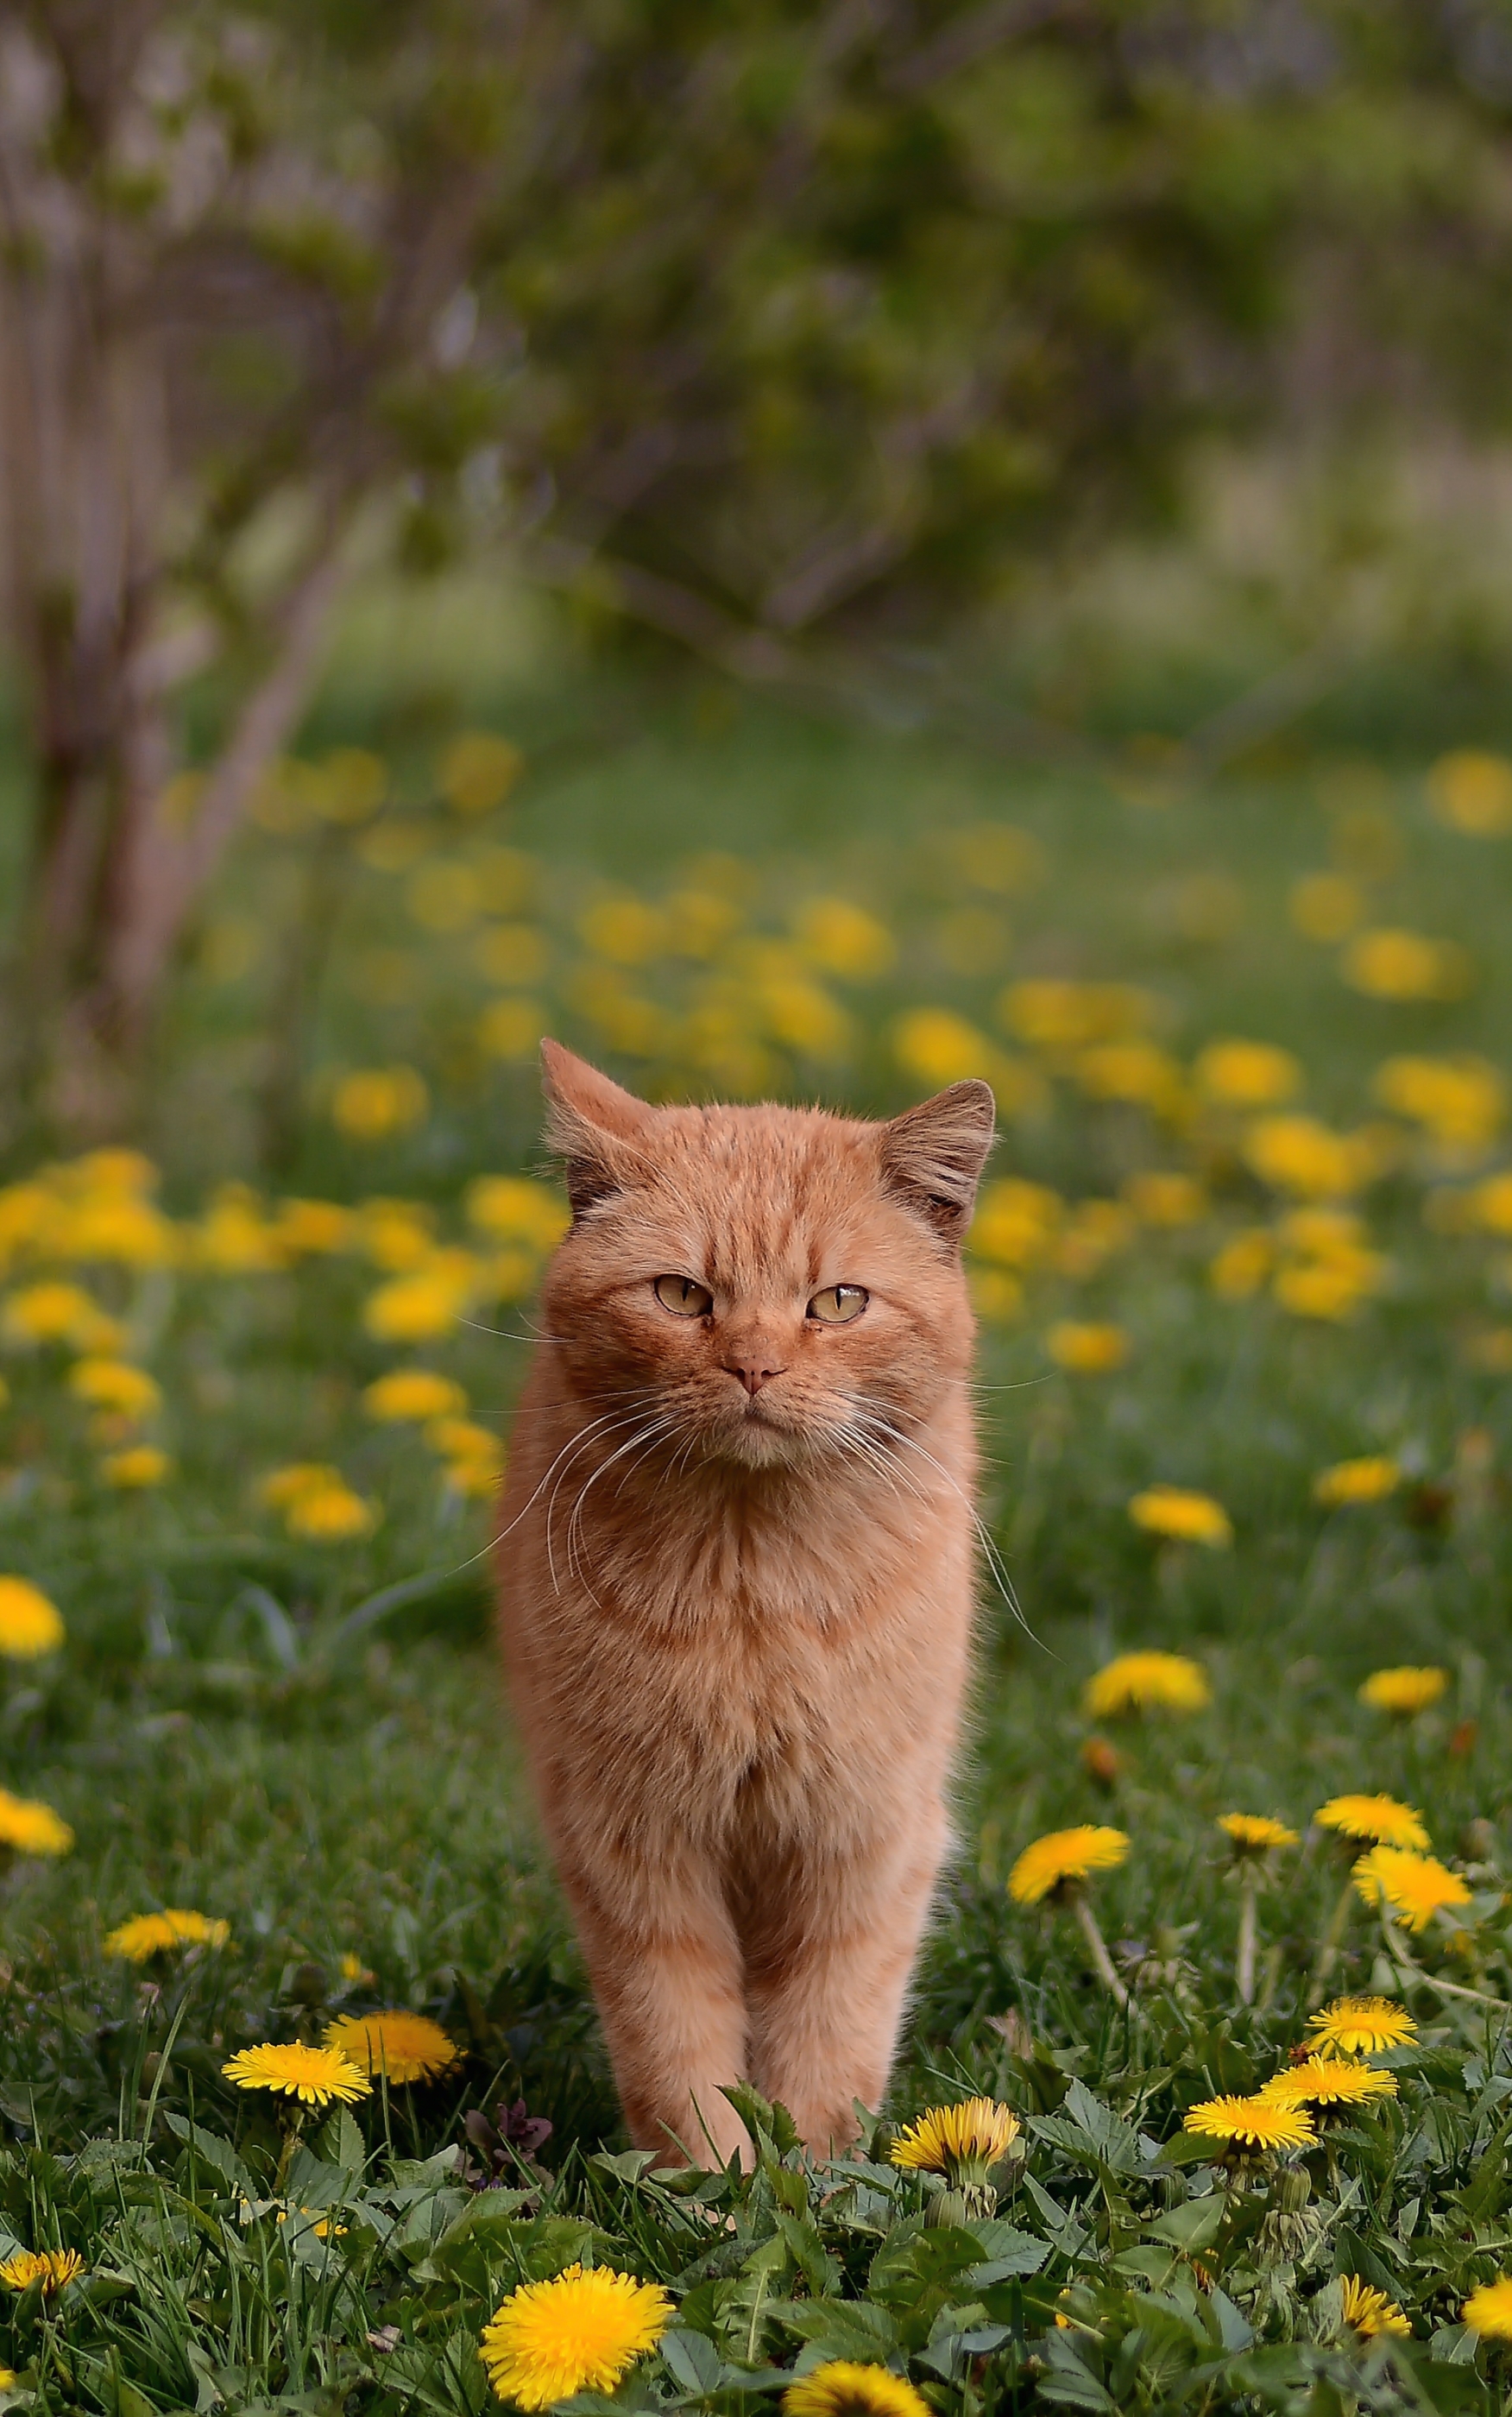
[{"left": 726, "top": 1360, "right": 785, "bottom": 1397}]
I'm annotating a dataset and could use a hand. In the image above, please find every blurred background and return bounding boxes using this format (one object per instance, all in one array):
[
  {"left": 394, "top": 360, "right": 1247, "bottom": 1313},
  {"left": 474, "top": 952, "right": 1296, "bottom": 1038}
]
[{"left": 5, "top": 0, "right": 1512, "bottom": 1176}]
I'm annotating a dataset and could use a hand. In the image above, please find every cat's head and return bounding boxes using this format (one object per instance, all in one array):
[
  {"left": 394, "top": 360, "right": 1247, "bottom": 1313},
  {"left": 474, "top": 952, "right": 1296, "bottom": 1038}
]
[{"left": 535, "top": 1041, "right": 994, "bottom": 1470}]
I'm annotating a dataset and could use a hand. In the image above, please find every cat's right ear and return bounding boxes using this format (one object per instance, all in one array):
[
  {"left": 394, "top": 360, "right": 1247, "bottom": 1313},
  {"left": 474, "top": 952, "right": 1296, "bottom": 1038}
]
[{"left": 540, "top": 1039, "right": 655, "bottom": 1218}]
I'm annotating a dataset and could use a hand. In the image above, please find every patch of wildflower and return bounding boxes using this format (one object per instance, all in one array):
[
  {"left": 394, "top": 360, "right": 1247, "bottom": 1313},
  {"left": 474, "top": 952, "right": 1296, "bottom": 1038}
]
[
  {"left": 0, "top": 2250, "right": 83, "bottom": 2296},
  {"left": 0, "top": 1576, "right": 64, "bottom": 1659},
  {"left": 1261, "top": 2058, "right": 1397, "bottom": 2110},
  {"left": 323, "top": 2011, "right": 460, "bottom": 2083},
  {"left": 1218, "top": 1814, "right": 1298, "bottom": 1854},
  {"left": 105, "top": 1909, "right": 230, "bottom": 1960},
  {"left": 1351, "top": 1845, "right": 1472, "bottom": 1930},
  {"left": 1462, "top": 2277, "right": 1512, "bottom": 2341},
  {"left": 222, "top": 2043, "right": 370, "bottom": 2105},
  {"left": 1127, "top": 1486, "right": 1232, "bottom": 1548},
  {"left": 1183, "top": 2095, "right": 1316, "bottom": 2152},
  {"left": 1358, "top": 1665, "right": 1448, "bottom": 1714},
  {"left": 1314, "top": 1455, "right": 1401, "bottom": 1505},
  {"left": 1009, "top": 1826, "right": 1129, "bottom": 1903},
  {"left": 783, "top": 2368, "right": 932, "bottom": 2417},
  {"left": 1338, "top": 2276, "right": 1410, "bottom": 2338},
  {"left": 1306, "top": 1997, "right": 1417, "bottom": 2055},
  {"left": 0, "top": 1789, "right": 72, "bottom": 1856},
  {"left": 1314, "top": 1795, "right": 1429, "bottom": 1851}
]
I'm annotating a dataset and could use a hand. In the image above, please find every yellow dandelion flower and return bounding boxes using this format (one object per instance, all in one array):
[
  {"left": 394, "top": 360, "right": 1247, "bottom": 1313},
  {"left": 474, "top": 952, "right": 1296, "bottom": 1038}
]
[
  {"left": 104, "top": 1908, "right": 229, "bottom": 1961},
  {"left": 1314, "top": 1795, "right": 1429, "bottom": 1852},
  {"left": 101, "top": 1445, "right": 173, "bottom": 1488},
  {"left": 1218, "top": 1814, "right": 1299, "bottom": 1855},
  {"left": 1339, "top": 2275, "right": 1409, "bottom": 2338},
  {"left": 0, "top": 2366, "right": 15, "bottom": 2388},
  {"left": 1127, "top": 1486, "right": 1232, "bottom": 1549},
  {"left": 1463, "top": 2276, "right": 1512, "bottom": 2341},
  {"left": 1343, "top": 928, "right": 1469, "bottom": 1004},
  {"left": 1352, "top": 1846, "right": 1471, "bottom": 1931},
  {"left": 1046, "top": 1322, "right": 1130, "bottom": 1374},
  {"left": 784, "top": 2365, "right": 932, "bottom": 2417},
  {"left": 2, "top": 1279, "right": 119, "bottom": 1349},
  {"left": 0, "top": 1576, "right": 65, "bottom": 1659},
  {"left": 1428, "top": 748, "right": 1512, "bottom": 836},
  {"left": 331, "top": 1067, "right": 429, "bottom": 1143},
  {"left": 1314, "top": 1456, "right": 1401, "bottom": 1506},
  {"left": 1083, "top": 1650, "right": 1210, "bottom": 1718},
  {"left": 362, "top": 1252, "right": 479, "bottom": 1342},
  {"left": 890, "top": 2097, "right": 1020, "bottom": 2176},
  {"left": 1194, "top": 1039, "right": 1301, "bottom": 1108},
  {"left": 222, "top": 2042, "right": 370, "bottom": 2105},
  {"left": 479, "top": 2263, "right": 672, "bottom": 2409},
  {"left": 1358, "top": 1666, "right": 1448, "bottom": 1716},
  {"left": 0, "top": 1789, "right": 72, "bottom": 1857},
  {"left": 259, "top": 1462, "right": 338, "bottom": 1510},
  {"left": 362, "top": 1369, "right": 469, "bottom": 1423},
  {"left": 284, "top": 1483, "right": 376, "bottom": 1542},
  {"left": 1183, "top": 2095, "right": 1316, "bottom": 2152},
  {"left": 0, "top": 2249, "right": 83, "bottom": 2295},
  {"left": 1261, "top": 2058, "right": 1397, "bottom": 2109},
  {"left": 339, "top": 1952, "right": 375, "bottom": 1985},
  {"left": 67, "top": 1359, "right": 161, "bottom": 1419},
  {"left": 1009, "top": 1825, "right": 1128, "bottom": 1904},
  {"left": 323, "top": 2010, "right": 460, "bottom": 2084},
  {"left": 1307, "top": 1997, "right": 1417, "bottom": 2056}
]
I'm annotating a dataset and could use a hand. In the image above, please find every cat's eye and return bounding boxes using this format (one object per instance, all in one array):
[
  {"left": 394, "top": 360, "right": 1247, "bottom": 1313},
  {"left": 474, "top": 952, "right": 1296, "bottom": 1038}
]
[
  {"left": 653, "top": 1274, "right": 714, "bottom": 1317},
  {"left": 808, "top": 1285, "right": 867, "bottom": 1325}
]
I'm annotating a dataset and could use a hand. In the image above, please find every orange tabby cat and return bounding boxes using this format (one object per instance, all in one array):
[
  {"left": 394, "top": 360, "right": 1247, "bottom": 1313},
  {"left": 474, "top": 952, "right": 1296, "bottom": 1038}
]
[{"left": 494, "top": 1040, "right": 994, "bottom": 2166}]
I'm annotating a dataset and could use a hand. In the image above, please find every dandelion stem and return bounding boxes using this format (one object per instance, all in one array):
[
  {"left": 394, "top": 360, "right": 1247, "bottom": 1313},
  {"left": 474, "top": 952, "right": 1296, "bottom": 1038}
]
[
  {"left": 1073, "top": 1893, "right": 1129, "bottom": 2007},
  {"left": 1307, "top": 1876, "right": 1356, "bottom": 2005},
  {"left": 1237, "top": 1870, "right": 1259, "bottom": 2005},
  {"left": 1380, "top": 1920, "right": 1512, "bottom": 2012}
]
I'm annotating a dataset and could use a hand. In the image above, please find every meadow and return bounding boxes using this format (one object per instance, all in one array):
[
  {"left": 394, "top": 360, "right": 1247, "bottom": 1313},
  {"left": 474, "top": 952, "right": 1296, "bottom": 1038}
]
[{"left": 7, "top": 636, "right": 1512, "bottom": 2412}]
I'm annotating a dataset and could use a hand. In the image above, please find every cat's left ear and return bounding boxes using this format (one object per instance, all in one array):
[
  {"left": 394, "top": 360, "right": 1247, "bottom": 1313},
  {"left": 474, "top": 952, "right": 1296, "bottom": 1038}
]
[
  {"left": 879, "top": 1079, "right": 996, "bottom": 1245},
  {"left": 540, "top": 1038, "right": 656, "bottom": 1217}
]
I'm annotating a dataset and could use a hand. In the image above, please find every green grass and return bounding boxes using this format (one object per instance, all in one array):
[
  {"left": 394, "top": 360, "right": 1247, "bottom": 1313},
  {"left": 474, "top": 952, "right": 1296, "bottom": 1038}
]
[{"left": 7, "top": 662, "right": 1512, "bottom": 2408}]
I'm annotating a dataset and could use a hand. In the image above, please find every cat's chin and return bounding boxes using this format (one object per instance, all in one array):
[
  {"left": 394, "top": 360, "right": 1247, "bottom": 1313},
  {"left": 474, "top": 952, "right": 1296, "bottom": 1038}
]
[{"left": 701, "top": 1406, "right": 828, "bottom": 1472}]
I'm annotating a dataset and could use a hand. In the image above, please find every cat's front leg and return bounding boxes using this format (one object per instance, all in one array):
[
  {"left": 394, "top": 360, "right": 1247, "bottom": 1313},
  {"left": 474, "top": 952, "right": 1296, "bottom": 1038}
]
[
  {"left": 560, "top": 1843, "right": 753, "bottom": 2169},
  {"left": 741, "top": 1802, "right": 949, "bottom": 2155}
]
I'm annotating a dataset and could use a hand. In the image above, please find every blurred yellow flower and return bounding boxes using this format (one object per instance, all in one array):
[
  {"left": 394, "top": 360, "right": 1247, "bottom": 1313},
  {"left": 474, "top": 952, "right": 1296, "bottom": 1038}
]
[
  {"left": 407, "top": 859, "right": 483, "bottom": 932},
  {"left": 474, "top": 923, "right": 551, "bottom": 986},
  {"left": 324, "top": 2010, "right": 460, "bottom": 2083},
  {"left": 1307, "top": 1994, "right": 1416, "bottom": 2054},
  {"left": 54, "top": 1193, "right": 178, "bottom": 1266},
  {"left": 1046, "top": 1321, "right": 1129, "bottom": 1373},
  {"left": 359, "top": 1200, "right": 436, "bottom": 1270},
  {"left": 1461, "top": 2276, "right": 1512, "bottom": 2340},
  {"left": 331, "top": 1067, "right": 429, "bottom": 1143},
  {"left": 1469, "top": 1172, "right": 1512, "bottom": 1235},
  {"left": 792, "top": 897, "right": 895, "bottom": 979},
  {"left": 1290, "top": 872, "right": 1364, "bottom": 942},
  {"left": 0, "top": 2249, "right": 82, "bottom": 2295},
  {"left": 1127, "top": 1486, "right": 1232, "bottom": 1549},
  {"left": 444, "top": 1455, "right": 503, "bottom": 1499},
  {"left": 479, "top": 2264, "right": 672, "bottom": 2410},
  {"left": 426, "top": 1416, "right": 503, "bottom": 1469},
  {"left": 1183, "top": 2094, "right": 1314, "bottom": 2152},
  {"left": 1123, "top": 1171, "right": 1206, "bottom": 1227},
  {"left": 271, "top": 1200, "right": 356, "bottom": 1256},
  {"left": 1338, "top": 2276, "right": 1410, "bottom": 2338},
  {"left": 1074, "top": 1041, "right": 1185, "bottom": 1115},
  {"left": 1194, "top": 1039, "right": 1301, "bottom": 1107},
  {"left": 1314, "top": 1455, "right": 1401, "bottom": 1505},
  {"left": 2, "top": 1280, "right": 120, "bottom": 1349},
  {"left": 1084, "top": 1651, "right": 1209, "bottom": 1718},
  {"left": 364, "top": 1369, "right": 468, "bottom": 1423},
  {"left": 1375, "top": 1054, "right": 1503, "bottom": 1153},
  {"left": 0, "top": 1789, "right": 73, "bottom": 1857},
  {"left": 1358, "top": 1666, "right": 1447, "bottom": 1715},
  {"left": 68, "top": 1359, "right": 161, "bottom": 1420},
  {"left": 105, "top": 1909, "right": 229, "bottom": 1960},
  {"left": 102, "top": 1445, "right": 173, "bottom": 1488},
  {"left": 477, "top": 997, "right": 546, "bottom": 1060},
  {"left": 1343, "top": 928, "right": 1470, "bottom": 1003},
  {"left": 892, "top": 1008, "right": 1036, "bottom": 1107},
  {"left": 578, "top": 894, "right": 665, "bottom": 964},
  {"left": 1273, "top": 1255, "right": 1385, "bottom": 1321},
  {"left": 1244, "top": 1116, "right": 1377, "bottom": 1199},
  {"left": 260, "top": 1462, "right": 338, "bottom": 1510},
  {"left": 1000, "top": 980, "right": 1151, "bottom": 1051},
  {"left": 195, "top": 1184, "right": 285, "bottom": 1273},
  {"left": 223, "top": 2042, "right": 370, "bottom": 2105},
  {"left": 465, "top": 1177, "right": 570, "bottom": 1250},
  {"left": 971, "top": 1179, "right": 1062, "bottom": 1266},
  {"left": 362, "top": 1252, "right": 479, "bottom": 1341},
  {"left": 0, "top": 1576, "right": 65, "bottom": 1659},
  {"left": 1008, "top": 1824, "right": 1128, "bottom": 1903},
  {"left": 1218, "top": 1814, "right": 1298, "bottom": 1855},
  {"left": 1352, "top": 1846, "right": 1471, "bottom": 1930},
  {"left": 285, "top": 1482, "right": 376, "bottom": 1543},
  {"left": 1209, "top": 1228, "right": 1273, "bottom": 1299},
  {"left": 1314, "top": 1795, "right": 1429, "bottom": 1851},
  {"left": 969, "top": 1269, "right": 1023, "bottom": 1322},
  {"left": 439, "top": 730, "right": 523, "bottom": 816},
  {"left": 1427, "top": 748, "right": 1512, "bottom": 835},
  {"left": 1054, "top": 1198, "right": 1136, "bottom": 1278},
  {"left": 760, "top": 975, "right": 852, "bottom": 1061}
]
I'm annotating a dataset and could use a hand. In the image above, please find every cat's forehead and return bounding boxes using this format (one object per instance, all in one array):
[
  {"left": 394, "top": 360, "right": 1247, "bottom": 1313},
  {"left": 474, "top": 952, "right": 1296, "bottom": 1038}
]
[{"left": 636, "top": 1104, "right": 879, "bottom": 1272}]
